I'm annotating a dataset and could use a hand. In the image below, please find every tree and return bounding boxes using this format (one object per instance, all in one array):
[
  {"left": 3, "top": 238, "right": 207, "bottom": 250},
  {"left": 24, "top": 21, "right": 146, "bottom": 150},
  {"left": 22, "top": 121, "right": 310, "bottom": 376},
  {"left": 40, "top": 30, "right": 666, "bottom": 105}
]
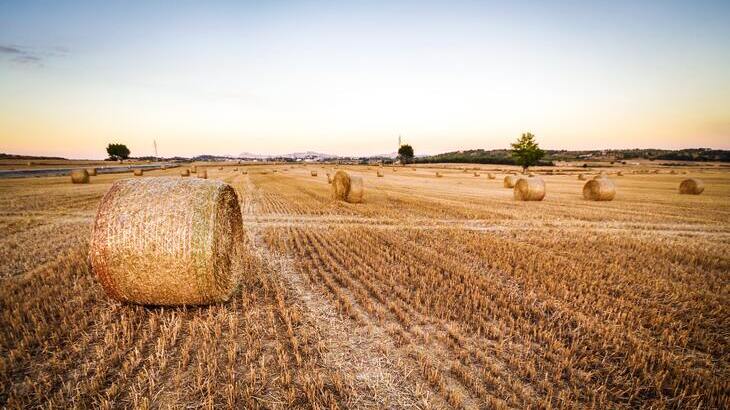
[
  {"left": 398, "top": 144, "right": 414, "bottom": 164},
  {"left": 510, "top": 132, "right": 544, "bottom": 173},
  {"left": 106, "top": 143, "right": 130, "bottom": 160}
]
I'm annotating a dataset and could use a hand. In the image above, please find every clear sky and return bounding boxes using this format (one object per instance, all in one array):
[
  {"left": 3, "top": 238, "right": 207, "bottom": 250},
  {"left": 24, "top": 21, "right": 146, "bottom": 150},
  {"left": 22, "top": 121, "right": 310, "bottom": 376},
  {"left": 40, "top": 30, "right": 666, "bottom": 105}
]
[{"left": 1, "top": 1, "right": 729, "bottom": 159}]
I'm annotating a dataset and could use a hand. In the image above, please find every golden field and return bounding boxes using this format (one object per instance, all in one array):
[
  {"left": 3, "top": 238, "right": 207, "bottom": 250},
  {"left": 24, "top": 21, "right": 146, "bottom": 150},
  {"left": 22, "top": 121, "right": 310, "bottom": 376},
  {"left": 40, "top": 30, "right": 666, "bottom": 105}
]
[{"left": 1, "top": 164, "right": 728, "bottom": 409}]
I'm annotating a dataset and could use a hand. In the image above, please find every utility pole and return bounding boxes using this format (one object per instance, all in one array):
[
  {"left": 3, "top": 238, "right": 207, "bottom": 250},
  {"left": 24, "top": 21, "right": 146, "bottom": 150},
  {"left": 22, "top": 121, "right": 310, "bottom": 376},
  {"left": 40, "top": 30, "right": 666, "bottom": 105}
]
[{"left": 153, "top": 140, "right": 158, "bottom": 160}]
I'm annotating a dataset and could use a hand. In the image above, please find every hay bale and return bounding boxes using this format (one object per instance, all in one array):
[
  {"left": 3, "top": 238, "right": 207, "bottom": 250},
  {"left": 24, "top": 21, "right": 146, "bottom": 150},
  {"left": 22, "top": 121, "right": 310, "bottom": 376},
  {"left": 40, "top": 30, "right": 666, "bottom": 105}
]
[
  {"left": 233, "top": 168, "right": 238, "bottom": 171},
  {"left": 332, "top": 170, "right": 363, "bottom": 203},
  {"left": 198, "top": 169, "right": 207, "bottom": 179},
  {"left": 670, "top": 170, "right": 678, "bottom": 175},
  {"left": 218, "top": 166, "right": 223, "bottom": 170},
  {"left": 87, "top": 168, "right": 98, "bottom": 176},
  {"left": 436, "top": 172, "right": 443, "bottom": 178},
  {"left": 514, "top": 177, "right": 545, "bottom": 201},
  {"left": 191, "top": 165, "right": 197, "bottom": 173},
  {"left": 70, "top": 169, "right": 89, "bottom": 184},
  {"left": 180, "top": 169, "right": 190, "bottom": 177},
  {"left": 583, "top": 178, "right": 616, "bottom": 201},
  {"left": 616, "top": 171, "right": 623, "bottom": 176},
  {"left": 503, "top": 175, "right": 521, "bottom": 188},
  {"left": 474, "top": 172, "right": 480, "bottom": 177},
  {"left": 377, "top": 171, "right": 384, "bottom": 177},
  {"left": 311, "top": 170, "right": 318, "bottom": 177},
  {"left": 487, "top": 173, "right": 495, "bottom": 179},
  {"left": 242, "top": 170, "right": 248, "bottom": 175},
  {"left": 578, "top": 174, "right": 587, "bottom": 181},
  {"left": 90, "top": 177, "right": 243, "bottom": 305},
  {"left": 679, "top": 178, "right": 704, "bottom": 195},
  {"left": 133, "top": 169, "right": 144, "bottom": 176}
]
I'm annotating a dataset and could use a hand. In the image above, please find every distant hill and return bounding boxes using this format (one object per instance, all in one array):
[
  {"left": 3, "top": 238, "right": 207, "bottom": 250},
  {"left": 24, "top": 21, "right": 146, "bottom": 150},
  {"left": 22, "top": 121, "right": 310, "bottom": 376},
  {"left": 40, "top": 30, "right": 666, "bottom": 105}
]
[
  {"left": 0, "top": 153, "right": 66, "bottom": 160},
  {"left": 417, "top": 148, "right": 730, "bottom": 165}
]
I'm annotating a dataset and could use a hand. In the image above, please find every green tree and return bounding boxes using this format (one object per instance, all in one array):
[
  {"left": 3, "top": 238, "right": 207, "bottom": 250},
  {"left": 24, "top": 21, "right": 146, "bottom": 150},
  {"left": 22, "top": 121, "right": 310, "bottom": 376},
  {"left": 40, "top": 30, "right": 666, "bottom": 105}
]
[
  {"left": 106, "top": 143, "right": 130, "bottom": 160},
  {"left": 510, "top": 132, "right": 544, "bottom": 173},
  {"left": 398, "top": 144, "right": 414, "bottom": 164}
]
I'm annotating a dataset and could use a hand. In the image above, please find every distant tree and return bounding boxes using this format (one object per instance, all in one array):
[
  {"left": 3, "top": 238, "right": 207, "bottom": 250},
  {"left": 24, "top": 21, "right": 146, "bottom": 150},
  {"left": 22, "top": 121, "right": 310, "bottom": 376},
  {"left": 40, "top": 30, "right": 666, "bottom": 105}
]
[
  {"left": 510, "top": 132, "right": 544, "bottom": 173},
  {"left": 398, "top": 144, "right": 414, "bottom": 164},
  {"left": 106, "top": 143, "right": 130, "bottom": 160}
]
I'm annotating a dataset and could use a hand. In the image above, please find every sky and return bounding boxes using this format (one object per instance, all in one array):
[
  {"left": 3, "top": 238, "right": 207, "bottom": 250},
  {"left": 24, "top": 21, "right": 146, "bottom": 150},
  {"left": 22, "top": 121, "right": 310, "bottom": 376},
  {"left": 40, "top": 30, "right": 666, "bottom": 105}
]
[{"left": 1, "top": 1, "right": 729, "bottom": 159}]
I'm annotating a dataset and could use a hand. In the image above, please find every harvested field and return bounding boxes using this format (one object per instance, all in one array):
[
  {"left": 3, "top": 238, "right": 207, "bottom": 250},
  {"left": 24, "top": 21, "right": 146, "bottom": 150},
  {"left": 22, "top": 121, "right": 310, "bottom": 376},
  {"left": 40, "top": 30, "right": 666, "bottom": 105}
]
[{"left": 1, "top": 164, "right": 729, "bottom": 409}]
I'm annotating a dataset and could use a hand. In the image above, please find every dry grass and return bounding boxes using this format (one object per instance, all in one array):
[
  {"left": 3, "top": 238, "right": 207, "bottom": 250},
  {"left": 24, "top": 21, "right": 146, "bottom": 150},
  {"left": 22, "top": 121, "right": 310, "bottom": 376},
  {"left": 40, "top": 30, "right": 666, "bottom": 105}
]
[{"left": 1, "top": 164, "right": 729, "bottom": 408}]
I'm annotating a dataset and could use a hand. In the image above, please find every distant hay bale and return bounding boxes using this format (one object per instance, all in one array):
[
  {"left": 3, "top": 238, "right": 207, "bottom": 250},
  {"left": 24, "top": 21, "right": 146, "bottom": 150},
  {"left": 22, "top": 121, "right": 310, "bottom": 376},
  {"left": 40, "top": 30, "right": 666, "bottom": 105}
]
[
  {"left": 503, "top": 175, "right": 521, "bottom": 188},
  {"left": 218, "top": 166, "right": 223, "bottom": 170},
  {"left": 198, "top": 169, "right": 207, "bottom": 179},
  {"left": 180, "top": 169, "right": 190, "bottom": 177},
  {"left": 578, "top": 174, "right": 587, "bottom": 181},
  {"left": 670, "top": 170, "right": 678, "bottom": 175},
  {"left": 583, "top": 178, "right": 616, "bottom": 201},
  {"left": 616, "top": 171, "right": 623, "bottom": 176},
  {"left": 87, "top": 168, "right": 97, "bottom": 176},
  {"left": 242, "top": 170, "right": 248, "bottom": 175},
  {"left": 70, "top": 169, "right": 89, "bottom": 184},
  {"left": 377, "top": 171, "right": 384, "bottom": 177},
  {"left": 233, "top": 168, "right": 238, "bottom": 171},
  {"left": 679, "top": 178, "right": 704, "bottom": 195},
  {"left": 191, "top": 165, "right": 197, "bottom": 173},
  {"left": 652, "top": 169, "right": 660, "bottom": 174},
  {"left": 474, "top": 172, "right": 480, "bottom": 177},
  {"left": 487, "top": 173, "right": 495, "bottom": 179},
  {"left": 514, "top": 177, "right": 545, "bottom": 201},
  {"left": 133, "top": 169, "right": 143, "bottom": 176},
  {"left": 436, "top": 172, "right": 443, "bottom": 178},
  {"left": 311, "top": 170, "right": 318, "bottom": 177},
  {"left": 89, "top": 177, "right": 243, "bottom": 305},
  {"left": 332, "top": 170, "right": 363, "bottom": 203}
]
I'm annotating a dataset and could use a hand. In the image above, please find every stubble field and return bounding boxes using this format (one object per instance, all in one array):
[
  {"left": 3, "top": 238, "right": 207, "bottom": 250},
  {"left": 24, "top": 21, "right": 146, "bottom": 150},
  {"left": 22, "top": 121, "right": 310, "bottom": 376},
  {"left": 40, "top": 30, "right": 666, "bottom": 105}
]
[{"left": 1, "top": 164, "right": 728, "bottom": 409}]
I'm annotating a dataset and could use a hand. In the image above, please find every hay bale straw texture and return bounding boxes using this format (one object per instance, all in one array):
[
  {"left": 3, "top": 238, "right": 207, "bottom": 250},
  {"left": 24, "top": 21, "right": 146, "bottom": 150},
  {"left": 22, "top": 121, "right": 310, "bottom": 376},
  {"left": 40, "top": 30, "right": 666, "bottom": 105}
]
[
  {"left": 70, "top": 169, "right": 90, "bottom": 184},
  {"left": 198, "top": 169, "right": 208, "bottom": 179},
  {"left": 514, "top": 177, "right": 546, "bottom": 201},
  {"left": 133, "top": 169, "right": 144, "bottom": 176},
  {"left": 311, "top": 170, "right": 318, "bottom": 177},
  {"left": 87, "top": 168, "right": 98, "bottom": 176},
  {"left": 180, "top": 169, "right": 190, "bottom": 177},
  {"left": 332, "top": 170, "right": 363, "bottom": 203},
  {"left": 679, "top": 178, "right": 704, "bottom": 195},
  {"left": 503, "top": 175, "right": 521, "bottom": 188},
  {"left": 90, "top": 177, "right": 244, "bottom": 305},
  {"left": 583, "top": 178, "right": 616, "bottom": 201}
]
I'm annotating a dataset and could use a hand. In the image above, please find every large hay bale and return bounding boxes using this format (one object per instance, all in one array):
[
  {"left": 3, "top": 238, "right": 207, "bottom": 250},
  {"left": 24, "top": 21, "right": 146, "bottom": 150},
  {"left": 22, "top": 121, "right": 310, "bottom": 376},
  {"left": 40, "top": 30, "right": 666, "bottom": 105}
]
[
  {"left": 332, "top": 170, "right": 363, "bottom": 203},
  {"left": 180, "top": 169, "right": 190, "bottom": 177},
  {"left": 70, "top": 169, "right": 89, "bottom": 184},
  {"left": 487, "top": 173, "right": 495, "bottom": 179},
  {"left": 578, "top": 174, "right": 587, "bottom": 181},
  {"left": 514, "top": 177, "right": 545, "bottom": 201},
  {"left": 503, "top": 175, "right": 521, "bottom": 188},
  {"left": 87, "top": 168, "right": 98, "bottom": 176},
  {"left": 198, "top": 169, "right": 208, "bottom": 179},
  {"left": 679, "top": 178, "right": 704, "bottom": 195},
  {"left": 133, "top": 169, "right": 144, "bottom": 176},
  {"left": 89, "top": 177, "right": 243, "bottom": 305},
  {"left": 583, "top": 178, "right": 616, "bottom": 201},
  {"left": 311, "top": 170, "right": 318, "bottom": 177}
]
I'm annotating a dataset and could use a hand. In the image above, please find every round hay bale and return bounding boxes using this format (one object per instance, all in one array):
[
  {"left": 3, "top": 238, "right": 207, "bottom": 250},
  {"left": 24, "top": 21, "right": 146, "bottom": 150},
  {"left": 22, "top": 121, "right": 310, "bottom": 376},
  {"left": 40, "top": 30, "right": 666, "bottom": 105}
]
[
  {"left": 180, "top": 169, "right": 190, "bottom": 177},
  {"left": 377, "top": 171, "right": 384, "bottom": 177},
  {"left": 679, "top": 178, "right": 704, "bottom": 195},
  {"left": 474, "top": 172, "right": 480, "bottom": 177},
  {"left": 311, "top": 170, "right": 318, "bottom": 177},
  {"left": 332, "top": 170, "right": 363, "bottom": 203},
  {"left": 198, "top": 169, "right": 207, "bottom": 179},
  {"left": 578, "top": 174, "right": 587, "bottom": 181},
  {"left": 503, "top": 175, "right": 521, "bottom": 188},
  {"left": 616, "top": 171, "right": 623, "bottom": 176},
  {"left": 487, "top": 173, "right": 495, "bottom": 179},
  {"left": 670, "top": 170, "right": 678, "bottom": 175},
  {"left": 242, "top": 170, "right": 248, "bottom": 175},
  {"left": 436, "top": 172, "right": 443, "bottom": 178},
  {"left": 191, "top": 165, "right": 197, "bottom": 173},
  {"left": 70, "top": 169, "right": 89, "bottom": 184},
  {"left": 133, "top": 169, "right": 143, "bottom": 176},
  {"left": 514, "top": 177, "right": 545, "bottom": 201},
  {"left": 89, "top": 177, "right": 243, "bottom": 305},
  {"left": 583, "top": 178, "right": 616, "bottom": 201},
  {"left": 87, "top": 168, "right": 98, "bottom": 176},
  {"left": 233, "top": 168, "right": 238, "bottom": 172}
]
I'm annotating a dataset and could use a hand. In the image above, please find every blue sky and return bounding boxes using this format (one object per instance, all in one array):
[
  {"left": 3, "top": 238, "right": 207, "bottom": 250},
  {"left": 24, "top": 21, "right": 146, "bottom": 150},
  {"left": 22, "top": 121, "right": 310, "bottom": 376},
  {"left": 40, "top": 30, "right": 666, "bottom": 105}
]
[{"left": 1, "top": 1, "right": 729, "bottom": 158}]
